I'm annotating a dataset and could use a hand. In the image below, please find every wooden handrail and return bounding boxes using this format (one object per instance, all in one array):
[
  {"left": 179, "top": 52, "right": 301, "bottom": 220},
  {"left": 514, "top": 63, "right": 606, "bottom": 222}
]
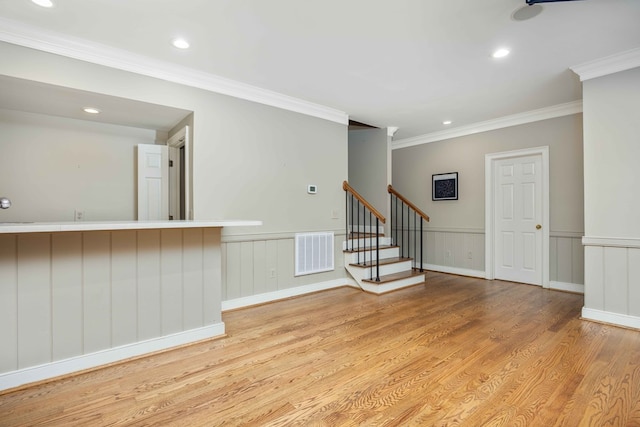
[
  {"left": 387, "top": 185, "right": 430, "bottom": 222},
  {"left": 343, "top": 181, "right": 386, "bottom": 224}
]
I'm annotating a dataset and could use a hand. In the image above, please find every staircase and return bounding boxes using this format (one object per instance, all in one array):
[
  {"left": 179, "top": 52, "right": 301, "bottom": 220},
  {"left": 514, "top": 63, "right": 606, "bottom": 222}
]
[{"left": 342, "top": 182, "right": 429, "bottom": 295}]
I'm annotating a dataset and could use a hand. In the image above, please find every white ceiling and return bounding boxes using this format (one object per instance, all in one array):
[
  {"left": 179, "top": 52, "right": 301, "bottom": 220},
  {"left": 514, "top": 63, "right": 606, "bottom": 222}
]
[
  {"left": 0, "top": 75, "right": 191, "bottom": 131},
  {"left": 0, "top": 0, "right": 639, "bottom": 140}
]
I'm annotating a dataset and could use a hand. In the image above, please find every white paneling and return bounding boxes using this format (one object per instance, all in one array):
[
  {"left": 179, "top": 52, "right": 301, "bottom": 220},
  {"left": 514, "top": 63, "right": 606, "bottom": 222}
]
[
  {"left": 572, "top": 238, "right": 584, "bottom": 285},
  {"left": 277, "top": 239, "right": 295, "bottom": 290},
  {"left": 252, "top": 240, "right": 267, "bottom": 295},
  {"left": 17, "top": 234, "right": 51, "bottom": 369},
  {"left": 111, "top": 231, "right": 137, "bottom": 347},
  {"left": 629, "top": 248, "right": 640, "bottom": 317},
  {"left": 584, "top": 246, "right": 604, "bottom": 311},
  {"left": 137, "top": 230, "right": 161, "bottom": 340},
  {"left": 51, "top": 233, "right": 83, "bottom": 361},
  {"left": 550, "top": 238, "right": 558, "bottom": 281},
  {"left": 83, "top": 232, "right": 111, "bottom": 354},
  {"left": 265, "top": 240, "right": 279, "bottom": 293},
  {"left": 240, "top": 242, "right": 254, "bottom": 297},
  {"left": 1, "top": 227, "right": 226, "bottom": 383},
  {"left": 203, "top": 228, "right": 221, "bottom": 325},
  {"left": 556, "top": 237, "right": 573, "bottom": 283},
  {"left": 161, "top": 229, "right": 183, "bottom": 335},
  {"left": 0, "top": 235, "right": 18, "bottom": 373},
  {"left": 603, "top": 247, "right": 628, "bottom": 315},
  {"left": 183, "top": 229, "right": 204, "bottom": 330},
  {"left": 225, "top": 242, "right": 241, "bottom": 300}
]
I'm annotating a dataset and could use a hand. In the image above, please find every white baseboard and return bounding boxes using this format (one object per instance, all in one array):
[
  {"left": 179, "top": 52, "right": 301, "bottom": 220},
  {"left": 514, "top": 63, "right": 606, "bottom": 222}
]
[
  {"left": 423, "top": 264, "right": 486, "bottom": 279},
  {"left": 550, "top": 281, "right": 584, "bottom": 294},
  {"left": 222, "top": 279, "right": 358, "bottom": 311},
  {"left": 582, "top": 307, "right": 640, "bottom": 330},
  {"left": 0, "top": 323, "right": 225, "bottom": 392}
]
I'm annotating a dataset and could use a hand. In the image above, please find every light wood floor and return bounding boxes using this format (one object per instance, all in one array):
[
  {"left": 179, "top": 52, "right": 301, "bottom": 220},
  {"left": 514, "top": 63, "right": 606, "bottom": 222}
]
[{"left": 2, "top": 272, "right": 640, "bottom": 426}]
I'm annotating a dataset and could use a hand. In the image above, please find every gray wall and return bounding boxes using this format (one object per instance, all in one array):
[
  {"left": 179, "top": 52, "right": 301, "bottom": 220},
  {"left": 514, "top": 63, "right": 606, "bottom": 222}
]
[
  {"left": 0, "top": 42, "right": 348, "bottom": 236},
  {"left": 583, "top": 67, "right": 640, "bottom": 238},
  {"left": 0, "top": 109, "right": 159, "bottom": 222},
  {"left": 0, "top": 41, "right": 349, "bottom": 302},
  {"left": 582, "top": 66, "right": 640, "bottom": 324},
  {"left": 392, "top": 114, "right": 584, "bottom": 233},
  {"left": 392, "top": 114, "right": 584, "bottom": 285},
  {"left": 348, "top": 128, "right": 389, "bottom": 214}
]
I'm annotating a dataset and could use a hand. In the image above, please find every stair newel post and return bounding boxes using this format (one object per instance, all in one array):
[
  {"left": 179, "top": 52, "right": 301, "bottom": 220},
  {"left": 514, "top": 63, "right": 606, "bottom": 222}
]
[
  {"left": 369, "top": 210, "right": 373, "bottom": 279},
  {"left": 346, "top": 190, "right": 350, "bottom": 251},
  {"left": 390, "top": 193, "right": 394, "bottom": 247}
]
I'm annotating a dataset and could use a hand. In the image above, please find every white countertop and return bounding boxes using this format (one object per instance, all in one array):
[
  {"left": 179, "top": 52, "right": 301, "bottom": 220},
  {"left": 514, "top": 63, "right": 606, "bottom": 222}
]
[{"left": 0, "top": 220, "right": 262, "bottom": 234}]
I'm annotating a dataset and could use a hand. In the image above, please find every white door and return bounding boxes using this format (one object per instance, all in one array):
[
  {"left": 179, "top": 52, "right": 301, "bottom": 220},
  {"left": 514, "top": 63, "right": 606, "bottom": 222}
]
[
  {"left": 493, "top": 154, "right": 543, "bottom": 285},
  {"left": 137, "top": 144, "right": 168, "bottom": 220}
]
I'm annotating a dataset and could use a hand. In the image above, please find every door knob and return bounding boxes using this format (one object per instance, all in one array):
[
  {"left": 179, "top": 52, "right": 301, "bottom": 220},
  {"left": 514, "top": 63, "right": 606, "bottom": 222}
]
[{"left": 536, "top": 224, "right": 542, "bottom": 230}]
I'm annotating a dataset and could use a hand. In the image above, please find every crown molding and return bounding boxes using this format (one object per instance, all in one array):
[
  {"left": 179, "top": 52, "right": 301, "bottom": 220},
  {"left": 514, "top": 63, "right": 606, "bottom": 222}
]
[
  {"left": 391, "top": 100, "right": 583, "bottom": 150},
  {"left": 0, "top": 17, "right": 348, "bottom": 125},
  {"left": 387, "top": 126, "right": 399, "bottom": 137},
  {"left": 570, "top": 47, "right": 640, "bottom": 82}
]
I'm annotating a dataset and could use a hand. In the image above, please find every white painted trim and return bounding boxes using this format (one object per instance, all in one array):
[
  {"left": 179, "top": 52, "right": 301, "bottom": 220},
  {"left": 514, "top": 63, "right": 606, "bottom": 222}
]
[
  {"left": 571, "top": 47, "right": 640, "bottom": 82},
  {"left": 485, "top": 146, "right": 550, "bottom": 288},
  {"left": 582, "top": 307, "right": 640, "bottom": 330},
  {"left": 582, "top": 236, "right": 640, "bottom": 248},
  {"left": 392, "top": 101, "right": 582, "bottom": 150},
  {"left": 387, "top": 127, "right": 399, "bottom": 137},
  {"left": 221, "top": 279, "right": 357, "bottom": 311},
  {"left": 423, "top": 264, "right": 485, "bottom": 279},
  {"left": 221, "top": 229, "right": 346, "bottom": 243},
  {"left": 167, "top": 125, "right": 192, "bottom": 220},
  {"left": 551, "top": 231, "right": 584, "bottom": 239},
  {"left": 550, "top": 281, "right": 584, "bottom": 294},
  {"left": 0, "top": 323, "right": 225, "bottom": 392},
  {"left": 0, "top": 18, "right": 348, "bottom": 126},
  {"left": 424, "top": 226, "right": 485, "bottom": 234}
]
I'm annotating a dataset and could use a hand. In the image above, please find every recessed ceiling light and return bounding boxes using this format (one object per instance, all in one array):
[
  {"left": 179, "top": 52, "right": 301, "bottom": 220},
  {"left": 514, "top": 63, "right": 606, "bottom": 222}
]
[
  {"left": 31, "top": 0, "right": 53, "bottom": 7},
  {"left": 83, "top": 107, "right": 101, "bottom": 114},
  {"left": 492, "top": 48, "right": 510, "bottom": 59},
  {"left": 172, "top": 38, "right": 190, "bottom": 49},
  {"left": 443, "top": 120, "right": 452, "bottom": 125}
]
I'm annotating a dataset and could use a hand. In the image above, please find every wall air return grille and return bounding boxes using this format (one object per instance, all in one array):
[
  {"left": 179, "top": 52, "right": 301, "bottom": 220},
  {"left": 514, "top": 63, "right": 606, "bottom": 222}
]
[{"left": 295, "top": 232, "right": 334, "bottom": 276}]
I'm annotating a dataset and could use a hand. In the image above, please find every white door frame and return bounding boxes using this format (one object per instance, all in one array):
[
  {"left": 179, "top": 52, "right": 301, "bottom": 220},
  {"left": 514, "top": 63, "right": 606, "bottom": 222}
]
[
  {"left": 485, "top": 146, "right": 550, "bottom": 288},
  {"left": 167, "top": 125, "right": 192, "bottom": 220}
]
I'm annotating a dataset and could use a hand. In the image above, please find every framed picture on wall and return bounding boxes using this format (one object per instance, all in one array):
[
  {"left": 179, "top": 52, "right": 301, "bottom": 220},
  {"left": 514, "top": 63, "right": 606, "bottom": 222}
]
[{"left": 432, "top": 172, "right": 458, "bottom": 201}]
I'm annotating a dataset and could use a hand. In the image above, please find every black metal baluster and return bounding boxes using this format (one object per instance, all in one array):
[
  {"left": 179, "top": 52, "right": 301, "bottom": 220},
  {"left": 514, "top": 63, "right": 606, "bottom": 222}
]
[
  {"left": 375, "top": 217, "right": 380, "bottom": 281},
  {"left": 420, "top": 218, "right": 424, "bottom": 272}
]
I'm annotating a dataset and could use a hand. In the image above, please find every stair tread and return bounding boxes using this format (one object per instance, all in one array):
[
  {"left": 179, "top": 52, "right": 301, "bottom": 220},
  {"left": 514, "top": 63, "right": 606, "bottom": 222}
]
[
  {"left": 362, "top": 269, "right": 426, "bottom": 285},
  {"left": 349, "top": 257, "right": 412, "bottom": 268},
  {"left": 344, "top": 245, "right": 398, "bottom": 253}
]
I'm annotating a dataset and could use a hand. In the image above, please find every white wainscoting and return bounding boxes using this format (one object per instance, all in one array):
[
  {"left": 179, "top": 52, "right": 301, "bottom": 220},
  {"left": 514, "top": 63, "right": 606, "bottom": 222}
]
[
  {"left": 0, "top": 228, "right": 224, "bottom": 391},
  {"left": 221, "top": 230, "right": 350, "bottom": 308},
  {"left": 582, "top": 236, "right": 640, "bottom": 329},
  {"left": 418, "top": 228, "right": 584, "bottom": 292},
  {"left": 550, "top": 232, "right": 585, "bottom": 293}
]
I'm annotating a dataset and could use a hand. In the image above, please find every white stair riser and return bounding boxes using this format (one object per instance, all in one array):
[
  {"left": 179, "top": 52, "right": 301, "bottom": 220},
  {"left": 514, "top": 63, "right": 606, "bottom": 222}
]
[
  {"left": 344, "top": 247, "right": 399, "bottom": 264},
  {"left": 342, "top": 237, "right": 392, "bottom": 250},
  {"left": 345, "top": 260, "right": 413, "bottom": 281},
  {"left": 360, "top": 274, "right": 426, "bottom": 295}
]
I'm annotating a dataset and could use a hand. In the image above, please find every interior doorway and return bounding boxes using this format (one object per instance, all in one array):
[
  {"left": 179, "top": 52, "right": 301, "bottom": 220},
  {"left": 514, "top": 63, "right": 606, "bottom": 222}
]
[
  {"left": 167, "top": 125, "right": 191, "bottom": 220},
  {"left": 485, "top": 146, "right": 549, "bottom": 287}
]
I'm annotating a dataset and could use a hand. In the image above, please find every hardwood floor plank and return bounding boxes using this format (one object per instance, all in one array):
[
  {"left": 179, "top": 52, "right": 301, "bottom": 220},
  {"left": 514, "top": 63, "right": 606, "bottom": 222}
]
[{"left": 1, "top": 272, "right": 640, "bottom": 426}]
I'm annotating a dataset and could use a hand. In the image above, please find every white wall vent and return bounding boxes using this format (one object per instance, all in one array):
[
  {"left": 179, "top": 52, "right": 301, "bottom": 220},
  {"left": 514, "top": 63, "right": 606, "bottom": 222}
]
[{"left": 295, "top": 232, "right": 334, "bottom": 276}]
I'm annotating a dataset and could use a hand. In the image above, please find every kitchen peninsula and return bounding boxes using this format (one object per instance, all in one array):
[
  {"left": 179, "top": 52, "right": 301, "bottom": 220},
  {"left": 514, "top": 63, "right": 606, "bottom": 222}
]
[{"left": 0, "top": 220, "right": 261, "bottom": 391}]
